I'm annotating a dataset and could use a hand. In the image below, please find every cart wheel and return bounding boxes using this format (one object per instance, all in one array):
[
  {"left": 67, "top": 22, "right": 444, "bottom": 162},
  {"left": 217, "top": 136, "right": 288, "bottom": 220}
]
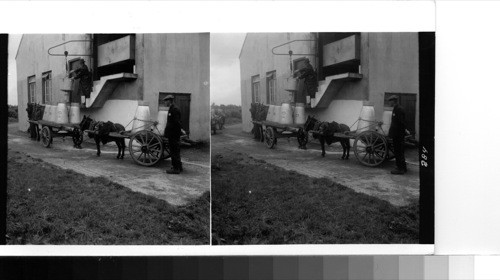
[
  {"left": 297, "top": 128, "right": 308, "bottom": 148},
  {"left": 72, "top": 129, "right": 83, "bottom": 148},
  {"left": 259, "top": 126, "right": 265, "bottom": 142},
  {"left": 41, "top": 126, "right": 52, "bottom": 148},
  {"left": 129, "top": 130, "right": 164, "bottom": 166},
  {"left": 264, "top": 127, "right": 277, "bottom": 149},
  {"left": 354, "top": 131, "right": 387, "bottom": 167}
]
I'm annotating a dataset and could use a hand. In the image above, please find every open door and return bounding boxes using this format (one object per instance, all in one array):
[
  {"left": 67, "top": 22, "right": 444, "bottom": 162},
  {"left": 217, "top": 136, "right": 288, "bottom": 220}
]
[
  {"left": 68, "top": 58, "right": 83, "bottom": 103},
  {"left": 384, "top": 92, "right": 417, "bottom": 134},
  {"left": 293, "top": 57, "right": 309, "bottom": 104},
  {"left": 159, "top": 92, "right": 191, "bottom": 134}
]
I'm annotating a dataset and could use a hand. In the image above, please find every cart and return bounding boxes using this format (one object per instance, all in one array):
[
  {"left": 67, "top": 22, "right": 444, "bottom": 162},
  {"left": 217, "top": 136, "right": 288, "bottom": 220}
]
[
  {"left": 83, "top": 119, "right": 171, "bottom": 167},
  {"left": 252, "top": 120, "right": 308, "bottom": 149},
  {"left": 28, "top": 119, "right": 83, "bottom": 148},
  {"left": 311, "top": 120, "right": 414, "bottom": 167},
  {"left": 334, "top": 129, "right": 394, "bottom": 167}
]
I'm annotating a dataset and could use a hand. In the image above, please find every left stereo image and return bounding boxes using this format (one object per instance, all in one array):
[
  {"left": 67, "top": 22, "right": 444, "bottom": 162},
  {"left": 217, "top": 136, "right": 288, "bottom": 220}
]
[{"left": 6, "top": 34, "right": 211, "bottom": 245}]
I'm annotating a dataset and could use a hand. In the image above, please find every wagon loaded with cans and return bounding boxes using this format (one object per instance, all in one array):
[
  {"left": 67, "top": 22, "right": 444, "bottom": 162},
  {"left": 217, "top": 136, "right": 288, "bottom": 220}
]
[
  {"left": 250, "top": 102, "right": 417, "bottom": 167},
  {"left": 26, "top": 102, "right": 84, "bottom": 149},
  {"left": 26, "top": 100, "right": 199, "bottom": 167},
  {"left": 250, "top": 102, "right": 309, "bottom": 149}
]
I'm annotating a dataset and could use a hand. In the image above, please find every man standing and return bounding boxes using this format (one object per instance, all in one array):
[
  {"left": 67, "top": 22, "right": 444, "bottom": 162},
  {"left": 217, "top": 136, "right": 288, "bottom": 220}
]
[
  {"left": 70, "top": 59, "right": 92, "bottom": 106},
  {"left": 293, "top": 58, "right": 318, "bottom": 102},
  {"left": 163, "top": 95, "right": 183, "bottom": 174},
  {"left": 388, "top": 95, "right": 407, "bottom": 174}
]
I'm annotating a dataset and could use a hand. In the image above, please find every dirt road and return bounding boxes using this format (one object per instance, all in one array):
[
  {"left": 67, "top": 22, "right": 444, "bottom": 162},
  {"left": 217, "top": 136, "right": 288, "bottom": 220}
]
[
  {"left": 212, "top": 123, "right": 420, "bottom": 206},
  {"left": 8, "top": 123, "right": 210, "bottom": 206}
]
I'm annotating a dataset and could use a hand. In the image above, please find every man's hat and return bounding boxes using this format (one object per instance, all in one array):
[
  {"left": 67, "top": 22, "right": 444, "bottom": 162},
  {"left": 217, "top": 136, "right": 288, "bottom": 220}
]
[
  {"left": 388, "top": 95, "right": 398, "bottom": 101},
  {"left": 163, "top": 95, "right": 174, "bottom": 101}
]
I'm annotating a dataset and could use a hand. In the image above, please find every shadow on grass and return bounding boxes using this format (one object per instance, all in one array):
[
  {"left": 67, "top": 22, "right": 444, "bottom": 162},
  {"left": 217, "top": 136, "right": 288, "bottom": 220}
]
[
  {"left": 211, "top": 153, "right": 419, "bottom": 245},
  {"left": 7, "top": 151, "right": 209, "bottom": 245}
]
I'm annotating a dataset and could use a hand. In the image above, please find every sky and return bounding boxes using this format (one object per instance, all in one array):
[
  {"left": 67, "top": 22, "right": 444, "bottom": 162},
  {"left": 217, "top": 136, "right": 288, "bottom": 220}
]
[
  {"left": 8, "top": 34, "right": 22, "bottom": 105},
  {"left": 210, "top": 33, "right": 246, "bottom": 106}
]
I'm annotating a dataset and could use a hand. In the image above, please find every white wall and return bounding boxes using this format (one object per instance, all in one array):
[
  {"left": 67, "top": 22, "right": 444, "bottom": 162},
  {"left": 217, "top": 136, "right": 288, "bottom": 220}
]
[
  {"left": 310, "top": 100, "right": 364, "bottom": 130},
  {"left": 16, "top": 34, "right": 91, "bottom": 131},
  {"left": 82, "top": 100, "right": 139, "bottom": 131}
]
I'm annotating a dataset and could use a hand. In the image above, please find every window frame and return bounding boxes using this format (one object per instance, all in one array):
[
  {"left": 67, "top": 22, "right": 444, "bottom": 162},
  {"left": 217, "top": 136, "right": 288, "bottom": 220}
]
[
  {"left": 251, "top": 75, "right": 260, "bottom": 103},
  {"left": 266, "top": 71, "right": 276, "bottom": 105},
  {"left": 42, "top": 71, "right": 52, "bottom": 105},
  {"left": 28, "top": 75, "right": 36, "bottom": 104}
]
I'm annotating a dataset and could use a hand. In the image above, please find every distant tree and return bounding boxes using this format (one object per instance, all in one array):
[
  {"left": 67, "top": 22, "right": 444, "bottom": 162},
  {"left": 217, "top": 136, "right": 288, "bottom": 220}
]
[{"left": 8, "top": 105, "right": 18, "bottom": 119}]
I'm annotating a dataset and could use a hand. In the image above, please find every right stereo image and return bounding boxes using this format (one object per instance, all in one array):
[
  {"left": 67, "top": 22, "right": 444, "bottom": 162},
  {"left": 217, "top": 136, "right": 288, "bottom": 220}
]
[{"left": 210, "top": 32, "right": 435, "bottom": 245}]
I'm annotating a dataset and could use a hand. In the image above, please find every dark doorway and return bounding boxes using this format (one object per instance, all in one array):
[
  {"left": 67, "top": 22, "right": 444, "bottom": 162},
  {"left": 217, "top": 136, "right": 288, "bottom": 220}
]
[
  {"left": 384, "top": 92, "right": 417, "bottom": 135},
  {"left": 69, "top": 58, "right": 83, "bottom": 103},
  {"left": 159, "top": 92, "right": 191, "bottom": 134},
  {"left": 293, "top": 57, "right": 309, "bottom": 104}
]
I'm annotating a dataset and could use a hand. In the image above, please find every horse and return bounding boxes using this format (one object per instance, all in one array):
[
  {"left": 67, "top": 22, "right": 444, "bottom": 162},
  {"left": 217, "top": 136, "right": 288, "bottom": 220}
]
[
  {"left": 79, "top": 115, "right": 126, "bottom": 159},
  {"left": 303, "top": 115, "right": 351, "bottom": 159}
]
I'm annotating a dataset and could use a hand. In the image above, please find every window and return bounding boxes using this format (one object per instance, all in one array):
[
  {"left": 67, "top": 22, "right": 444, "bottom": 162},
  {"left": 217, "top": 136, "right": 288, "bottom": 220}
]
[
  {"left": 42, "top": 72, "right": 52, "bottom": 104},
  {"left": 28, "top": 75, "right": 36, "bottom": 104},
  {"left": 266, "top": 71, "right": 276, "bottom": 105},
  {"left": 251, "top": 75, "right": 260, "bottom": 103}
]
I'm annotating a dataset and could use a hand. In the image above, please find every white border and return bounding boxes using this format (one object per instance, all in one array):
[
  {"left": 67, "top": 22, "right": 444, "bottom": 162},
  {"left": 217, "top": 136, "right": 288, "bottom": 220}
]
[
  {"left": 2, "top": 1, "right": 435, "bottom": 256},
  {"left": 0, "top": 1, "right": 435, "bottom": 33}
]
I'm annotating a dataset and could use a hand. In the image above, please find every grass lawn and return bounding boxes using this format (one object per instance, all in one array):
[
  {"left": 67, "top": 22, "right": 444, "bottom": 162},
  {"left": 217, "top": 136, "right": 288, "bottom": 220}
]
[
  {"left": 211, "top": 152, "right": 419, "bottom": 244},
  {"left": 7, "top": 151, "right": 209, "bottom": 245}
]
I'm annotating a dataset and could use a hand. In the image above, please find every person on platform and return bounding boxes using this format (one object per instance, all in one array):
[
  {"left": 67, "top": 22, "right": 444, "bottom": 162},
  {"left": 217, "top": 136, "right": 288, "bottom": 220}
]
[
  {"left": 70, "top": 59, "right": 92, "bottom": 106},
  {"left": 163, "top": 95, "right": 183, "bottom": 174},
  {"left": 388, "top": 95, "right": 407, "bottom": 174},
  {"left": 293, "top": 58, "right": 318, "bottom": 101}
]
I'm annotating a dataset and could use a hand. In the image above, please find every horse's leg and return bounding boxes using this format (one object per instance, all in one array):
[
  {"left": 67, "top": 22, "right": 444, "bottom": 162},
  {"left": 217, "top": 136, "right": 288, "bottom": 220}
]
[
  {"left": 341, "top": 140, "right": 347, "bottom": 159},
  {"left": 95, "top": 137, "right": 101, "bottom": 156},
  {"left": 345, "top": 139, "right": 350, "bottom": 160},
  {"left": 120, "top": 139, "right": 125, "bottom": 159},
  {"left": 115, "top": 140, "right": 120, "bottom": 159},
  {"left": 320, "top": 137, "right": 326, "bottom": 157}
]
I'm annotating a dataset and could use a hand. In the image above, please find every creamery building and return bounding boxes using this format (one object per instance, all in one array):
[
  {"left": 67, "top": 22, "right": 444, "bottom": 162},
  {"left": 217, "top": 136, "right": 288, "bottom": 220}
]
[
  {"left": 239, "top": 32, "right": 420, "bottom": 140},
  {"left": 16, "top": 33, "right": 210, "bottom": 141}
]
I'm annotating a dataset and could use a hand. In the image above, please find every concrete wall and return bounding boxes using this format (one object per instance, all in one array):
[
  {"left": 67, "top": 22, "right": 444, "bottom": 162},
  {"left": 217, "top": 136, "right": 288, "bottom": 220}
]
[
  {"left": 239, "top": 33, "right": 316, "bottom": 132},
  {"left": 367, "top": 33, "right": 419, "bottom": 138},
  {"left": 83, "top": 100, "right": 139, "bottom": 130},
  {"left": 309, "top": 100, "right": 364, "bottom": 131},
  {"left": 142, "top": 33, "right": 210, "bottom": 141},
  {"left": 16, "top": 34, "right": 91, "bottom": 131}
]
